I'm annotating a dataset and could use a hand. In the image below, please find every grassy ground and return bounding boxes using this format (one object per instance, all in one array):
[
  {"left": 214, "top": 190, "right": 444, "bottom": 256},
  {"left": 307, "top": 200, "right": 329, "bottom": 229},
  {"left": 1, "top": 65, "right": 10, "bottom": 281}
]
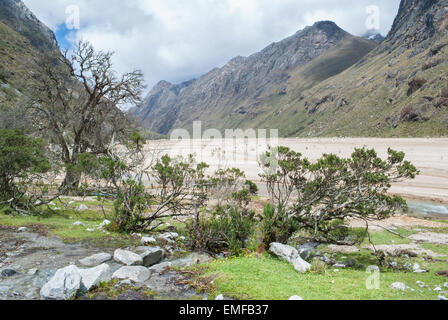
[
  {"left": 0, "top": 198, "right": 138, "bottom": 246},
  {"left": 190, "top": 252, "right": 448, "bottom": 300},
  {"left": 188, "top": 224, "right": 448, "bottom": 300}
]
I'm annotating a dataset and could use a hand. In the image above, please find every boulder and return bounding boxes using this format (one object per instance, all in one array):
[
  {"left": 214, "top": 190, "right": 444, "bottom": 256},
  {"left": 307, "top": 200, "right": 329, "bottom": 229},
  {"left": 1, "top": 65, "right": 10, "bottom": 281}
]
[
  {"left": 78, "top": 204, "right": 88, "bottom": 212},
  {"left": 156, "top": 232, "right": 179, "bottom": 243},
  {"left": 114, "top": 249, "right": 143, "bottom": 266},
  {"left": 18, "top": 227, "right": 28, "bottom": 232},
  {"left": 135, "top": 247, "right": 164, "bottom": 267},
  {"left": 439, "top": 295, "right": 448, "bottom": 301},
  {"left": 112, "top": 266, "right": 151, "bottom": 283},
  {"left": 1, "top": 268, "right": 18, "bottom": 278},
  {"left": 73, "top": 221, "right": 86, "bottom": 227},
  {"left": 148, "top": 262, "right": 172, "bottom": 275},
  {"left": 215, "top": 294, "right": 225, "bottom": 300},
  {"left": 79, "top": 264, "right": 111, "bottom": 292},
  {"left": 40, "top": 265, "right": 82, "bottom": 300},
  {"left": 297, "top": 242, "right": 320, "bottom": 260},
  {"left": 288, "top": 295, "right": 303, "bottom": 300},
  {"left": 99, "top": 220, "right": 111, "bottom": 229},
  {"left": 269, "top": 243, "right": 311, "bottom": 273},
  {"left": 79, "top": 253, "right": 112, "bottom": 267},
  {"left": 141, "top": 236, "right": 157, "bottom": 245}
]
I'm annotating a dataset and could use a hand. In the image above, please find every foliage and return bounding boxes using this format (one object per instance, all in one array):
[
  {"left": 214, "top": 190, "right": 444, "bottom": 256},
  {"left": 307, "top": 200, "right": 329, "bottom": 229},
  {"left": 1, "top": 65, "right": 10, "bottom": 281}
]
[
  {"left": 28, "top": 41, "right": 145, "bottom": 194},
  {"left": 0, "top": 129, "right": 50, "bottom": 212},
  {"left": 186, "top": 169, "right": 258, "bottom": 256},
  {"left": 259, "top": 146, "right": 418, "bottom": 245}
]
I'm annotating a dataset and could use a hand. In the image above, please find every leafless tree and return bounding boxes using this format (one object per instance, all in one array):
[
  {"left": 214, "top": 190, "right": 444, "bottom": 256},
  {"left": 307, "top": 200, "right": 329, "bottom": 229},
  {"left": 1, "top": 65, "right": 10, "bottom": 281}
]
[{"left": 27, "top": 41, "right": 145, "bottom": 194}]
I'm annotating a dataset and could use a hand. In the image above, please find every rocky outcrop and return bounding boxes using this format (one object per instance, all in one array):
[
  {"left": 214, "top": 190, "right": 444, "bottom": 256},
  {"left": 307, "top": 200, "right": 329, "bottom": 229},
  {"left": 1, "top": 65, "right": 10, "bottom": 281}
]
[
  {"left": 379, "top": 0, "right": 448, "bottom": 54},
  {"left": 0, "top": 0, "right": 58, "bottom": 52}
]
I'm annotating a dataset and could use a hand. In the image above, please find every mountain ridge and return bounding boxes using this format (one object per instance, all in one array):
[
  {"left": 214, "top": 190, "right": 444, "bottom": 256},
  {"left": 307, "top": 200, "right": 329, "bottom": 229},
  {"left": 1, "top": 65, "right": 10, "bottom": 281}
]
[
  {"left": 132, "top": 21, "right": 376, "bottom": 134},
  {"left": 133, "top": 0, "right": 448, "bottom": 138}
]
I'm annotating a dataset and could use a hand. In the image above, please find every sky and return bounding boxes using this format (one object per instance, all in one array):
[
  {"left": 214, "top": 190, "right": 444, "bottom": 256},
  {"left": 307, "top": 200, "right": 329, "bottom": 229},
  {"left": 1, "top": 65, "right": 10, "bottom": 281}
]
[{"left": 23, "top": 0, "right": 401, "bottom": 93}]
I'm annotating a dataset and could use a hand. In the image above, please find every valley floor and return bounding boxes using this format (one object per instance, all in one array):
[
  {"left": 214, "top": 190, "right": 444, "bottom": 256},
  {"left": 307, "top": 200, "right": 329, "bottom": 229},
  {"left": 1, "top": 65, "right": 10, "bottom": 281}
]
[{"left": 145, "top": 138, "right": 448, "bottom": 204}]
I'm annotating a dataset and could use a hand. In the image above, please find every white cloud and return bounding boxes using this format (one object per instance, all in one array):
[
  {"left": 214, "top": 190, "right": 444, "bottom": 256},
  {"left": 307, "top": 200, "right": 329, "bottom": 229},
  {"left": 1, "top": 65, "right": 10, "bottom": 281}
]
[{"left": 22, "top": 0, "right": 401, "bottom": 91}]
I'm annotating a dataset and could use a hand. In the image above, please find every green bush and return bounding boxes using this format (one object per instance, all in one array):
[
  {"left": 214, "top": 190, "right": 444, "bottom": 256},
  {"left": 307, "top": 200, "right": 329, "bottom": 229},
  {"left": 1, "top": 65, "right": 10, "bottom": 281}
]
[
  {"left": 259, "top": 146, "right": 418, "bottom": 245},
  {"left": 261, "top": 203, "right": 300, "bottom": 247},
  {"left": 0, "top": 129, "right": 50, "bottom": 209},
  {"left": 186, "top": 205, "right": 256, "bottom": 256}
]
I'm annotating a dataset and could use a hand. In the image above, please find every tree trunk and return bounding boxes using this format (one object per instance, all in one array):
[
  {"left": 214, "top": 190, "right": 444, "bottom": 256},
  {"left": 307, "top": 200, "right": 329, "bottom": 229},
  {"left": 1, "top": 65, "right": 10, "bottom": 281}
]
[{"left": 60, "top": 167, "right": 82, "bottom": 195}]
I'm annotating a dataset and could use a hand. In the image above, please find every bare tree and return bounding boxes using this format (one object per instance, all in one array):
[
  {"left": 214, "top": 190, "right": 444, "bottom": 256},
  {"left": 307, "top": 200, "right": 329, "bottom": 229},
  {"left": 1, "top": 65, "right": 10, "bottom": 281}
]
[{"left": 28, "top": 41, "right": 145, "bottom": 194}]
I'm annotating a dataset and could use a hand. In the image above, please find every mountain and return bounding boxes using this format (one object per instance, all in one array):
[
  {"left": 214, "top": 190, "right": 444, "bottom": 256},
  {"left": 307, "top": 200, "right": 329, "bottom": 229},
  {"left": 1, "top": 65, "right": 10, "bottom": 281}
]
[
  {"left": 0, "top": 0, "right": 58, "bottom": 52},
  {"left": 362, "top": 31, "right": 385, "bottom": 44},
  {"left": 132, "top": 21, "right": 377, "bottom": 134},
  {"left": 0, "top": 0, "right": 60, "bottom": 109},
  {"left": 134, "top": 0, "right": 448, "bottom": 138}
]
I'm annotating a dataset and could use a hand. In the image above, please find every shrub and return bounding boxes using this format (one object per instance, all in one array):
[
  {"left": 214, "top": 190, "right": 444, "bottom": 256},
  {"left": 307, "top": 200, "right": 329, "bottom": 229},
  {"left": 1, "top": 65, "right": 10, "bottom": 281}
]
[
  {"left": 186, "top": 170, "right": 258, "bottom": 256},
  {"left": 0, "top": 129, "right": 50, "bottom": 211},
  {"left": 407, "top": 78, "right": 427, "bottom": 96},
  {"left": 441, "top": 85, "right": 448, "bottom": 98},
  {"left": 259, "top": 146, "right": 418, "bottom": 246}
]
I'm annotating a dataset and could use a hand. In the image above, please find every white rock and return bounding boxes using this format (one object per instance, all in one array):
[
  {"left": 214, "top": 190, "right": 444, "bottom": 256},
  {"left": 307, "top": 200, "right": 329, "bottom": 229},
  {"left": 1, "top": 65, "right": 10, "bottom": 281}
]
[
  {"left": 113, "top": 249, "right": 143, "bottom": 266},
  {"left": 156, "top": 232, "right": 179, "bottom": 243},
  {"left": 413, "top": 263, "right": 420, "bottom": 271},
  {"left": 86, "top": 228, "right": 95, "bottom": 232},
  {"left": 112, "top": 266, "right": 150, "bottom": 283},
  {"left": 40, "top": 265, "right": 82, "bottom": 300},
  {"left": 269, "top": 243, "right": 299, "bottom": 264},
  {"left": 444, "top": 282, "right": 448, "bottom": 288},
  {"left": 439, "top": 295, "right": 448, "bottom": 300},
  {"left": 18, "top": 227, "right": 28, "bottom": 232},
  {"left": 434, "top": 286, "right": 442, "bottom": 291},
  {"left": 73, "top": 221, "right": 86, "bottom": 227},
  {"left": 28, "top": 268, "right": 38, "bottom": 275},
  {"left": 215, "top": 294, "right": 225, "bottom": 300},
  {"left": 79, "top": 264, "right": 111, "bottom": 292},
  {"left": 48, "top": 202, "right": 56, "bottom": 206},
  {"left": 78, "top": 204, "right": 88, "bottom": 212},
  {"left": 135, "top": 247, "right": 164, "bottom": 267},
  {"left": 390, "top": 282, "right": 407, "bottom": 291},
  {"left": 99, "top": 220, "right": 111, "bottom": 229},
  {"left": 141, "top": 237, "right": 157, "bottom": 245},
  {"left": 79, "top": 253, "right": 112, "bottom": 267},
  {"left": 148, "top": 262, "right": 172, "bottom": 275},
  {"left": 269, "top": 243, "right": 311, "bottom": 273},
  {"left": 288, "top": 295, "right": 303, "bottom": 300}
]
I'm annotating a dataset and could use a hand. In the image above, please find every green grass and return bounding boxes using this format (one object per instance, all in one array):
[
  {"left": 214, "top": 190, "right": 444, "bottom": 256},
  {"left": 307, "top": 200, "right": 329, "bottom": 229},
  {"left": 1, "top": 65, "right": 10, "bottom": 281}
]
[
  {"left": 190, "top": 254, "right": 448, "bottom": 300},
  {"left": 362, "top": 227, "right": 418, "bottom": 245},
  {"left": 0, "top": 200, "right": 138, "bottom": 246}
]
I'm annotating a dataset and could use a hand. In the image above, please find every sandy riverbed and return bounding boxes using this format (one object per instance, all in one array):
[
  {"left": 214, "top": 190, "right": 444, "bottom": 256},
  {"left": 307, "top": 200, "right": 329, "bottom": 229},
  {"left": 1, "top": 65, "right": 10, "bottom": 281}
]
[{"left": 145, "top": 138, "right": 448, "bottom": 204}]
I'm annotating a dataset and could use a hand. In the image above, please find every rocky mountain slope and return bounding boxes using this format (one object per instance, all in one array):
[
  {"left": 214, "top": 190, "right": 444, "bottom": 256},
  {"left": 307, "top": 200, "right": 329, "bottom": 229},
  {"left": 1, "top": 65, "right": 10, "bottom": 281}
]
[
  {"left": 132, "top": 21, "right": 377, "bottom": 134},
  {"left": 134, "top": 0, "right": 448, "bottom": 137},
  {"left": 0, "top": 0, "right": 60, "bottom": 111}
]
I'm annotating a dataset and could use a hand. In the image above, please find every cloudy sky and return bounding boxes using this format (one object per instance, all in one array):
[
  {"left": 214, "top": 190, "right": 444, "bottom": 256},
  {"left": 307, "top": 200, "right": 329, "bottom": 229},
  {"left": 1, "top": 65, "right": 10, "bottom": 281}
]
[{"left": 23, "top": 0, "right": 401, "bottom": 92}]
